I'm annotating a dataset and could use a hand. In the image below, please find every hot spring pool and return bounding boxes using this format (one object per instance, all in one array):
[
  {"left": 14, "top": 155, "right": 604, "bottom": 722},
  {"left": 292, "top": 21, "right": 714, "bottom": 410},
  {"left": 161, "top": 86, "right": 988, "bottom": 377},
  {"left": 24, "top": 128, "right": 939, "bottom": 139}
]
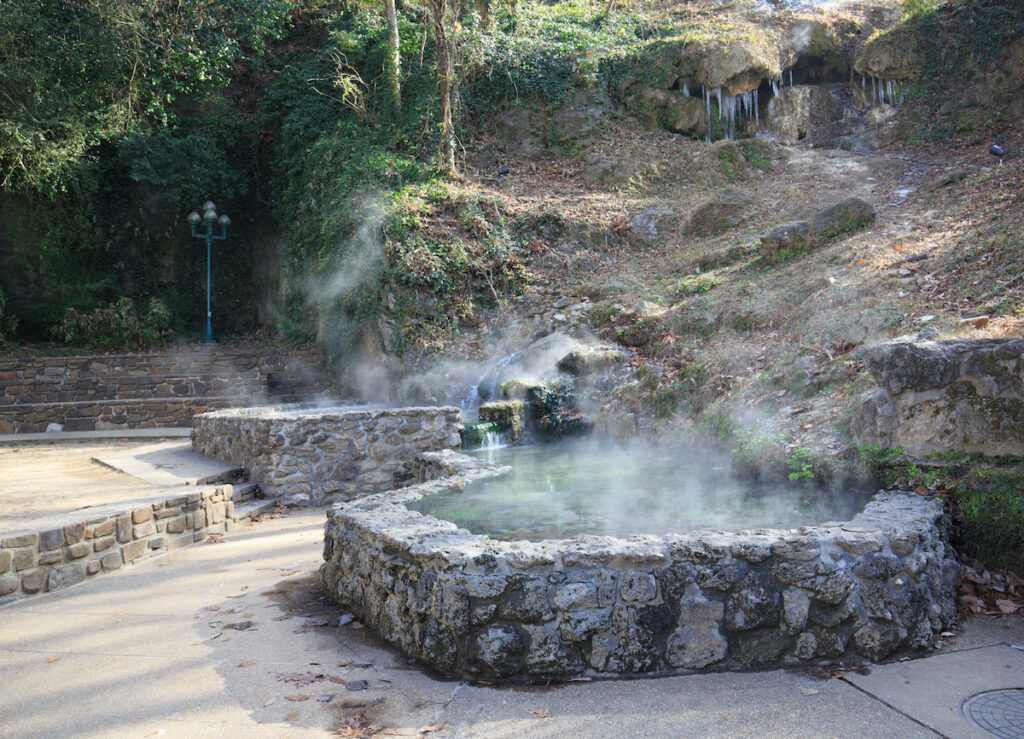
[{"left": 406, "top": 440, "right": 874, "bottom": 540}]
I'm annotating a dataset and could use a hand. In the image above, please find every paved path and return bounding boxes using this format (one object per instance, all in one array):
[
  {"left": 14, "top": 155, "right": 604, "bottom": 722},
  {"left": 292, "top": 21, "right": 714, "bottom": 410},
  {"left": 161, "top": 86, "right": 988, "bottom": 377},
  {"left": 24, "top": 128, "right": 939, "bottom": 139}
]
[{"left": 2, "top": 509, "right": 1022, "bottom": 739}]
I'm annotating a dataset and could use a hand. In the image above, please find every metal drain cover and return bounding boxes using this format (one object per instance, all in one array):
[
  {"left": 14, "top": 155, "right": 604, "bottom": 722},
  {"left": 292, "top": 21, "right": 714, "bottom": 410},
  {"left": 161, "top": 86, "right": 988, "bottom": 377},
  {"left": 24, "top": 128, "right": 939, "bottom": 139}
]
[{"left": 960, "top": 688, "right": 1024, "bottom": 738}]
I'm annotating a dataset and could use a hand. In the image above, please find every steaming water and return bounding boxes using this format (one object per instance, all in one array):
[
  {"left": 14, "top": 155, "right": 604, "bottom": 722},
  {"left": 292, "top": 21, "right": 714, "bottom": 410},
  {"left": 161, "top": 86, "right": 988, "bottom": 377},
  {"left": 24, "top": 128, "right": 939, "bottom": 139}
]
[{"left": 408, "top": 440, "right": 873, "bottom": 541}]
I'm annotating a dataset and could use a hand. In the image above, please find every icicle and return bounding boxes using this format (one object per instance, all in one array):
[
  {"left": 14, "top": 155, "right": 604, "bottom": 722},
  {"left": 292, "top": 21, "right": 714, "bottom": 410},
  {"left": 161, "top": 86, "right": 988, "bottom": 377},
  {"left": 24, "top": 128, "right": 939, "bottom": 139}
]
[
  {"left": 682, "top": 80, "right": 690, "bottom": 98},
  {"left": 754, "top": 89, "right": 759, "bottom": 125},
  {"left": 872, "top": 76, "right": 877, "bottom": 104},
  {"left": 715, "top": 88, "right": 723, "bottom": 120},
  {"left": 704, "top": 86, "right": 712, "bottom": 142},
  {"left": 789, "top": 69, "right": 793, "bottom": 87},
  {"left": 861, "top": 74, "right": 865, "bottom": 90}
]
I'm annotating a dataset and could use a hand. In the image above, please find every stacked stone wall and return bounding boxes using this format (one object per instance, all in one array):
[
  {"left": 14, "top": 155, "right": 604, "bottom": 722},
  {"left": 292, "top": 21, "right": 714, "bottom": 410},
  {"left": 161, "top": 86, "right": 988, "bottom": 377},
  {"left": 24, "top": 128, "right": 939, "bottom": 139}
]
[
  {"left": 0, "top": 483, "right": 267, "bottom": 604},
  {"left": 0, "top": 347, "right": 326, "bottom": 433},
  {"left": 320, "top": 451, "right": 959, "bottom": 680},
  {"left": 192, "top": 406, "right": 462, "bottom": 506}
]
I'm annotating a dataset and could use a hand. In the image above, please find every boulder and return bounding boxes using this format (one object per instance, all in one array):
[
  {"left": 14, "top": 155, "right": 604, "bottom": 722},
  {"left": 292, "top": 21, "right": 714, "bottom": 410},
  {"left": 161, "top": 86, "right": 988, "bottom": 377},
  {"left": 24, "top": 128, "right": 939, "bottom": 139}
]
[
  {"left": 759, "top": 198, "right": 875, "bottom": 260},
  {"left": 686, "top": 187, "right": 755, "bottom": 236}
]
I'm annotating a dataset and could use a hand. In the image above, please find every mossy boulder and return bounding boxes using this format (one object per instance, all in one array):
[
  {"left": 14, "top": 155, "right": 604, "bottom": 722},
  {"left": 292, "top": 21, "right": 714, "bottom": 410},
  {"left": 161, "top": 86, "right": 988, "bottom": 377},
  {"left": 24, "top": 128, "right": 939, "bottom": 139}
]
[
  {"left": 479, "top": 401, "right": 526, "bottom": 443},
  {"left": 760, "top": 198, "right": 875, "bottom": 261}
]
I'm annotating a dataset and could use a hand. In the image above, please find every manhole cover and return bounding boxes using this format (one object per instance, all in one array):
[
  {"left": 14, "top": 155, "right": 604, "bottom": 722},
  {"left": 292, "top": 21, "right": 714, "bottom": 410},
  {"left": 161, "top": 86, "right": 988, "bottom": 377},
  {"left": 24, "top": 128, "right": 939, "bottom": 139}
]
[{"left": 960, "top": 688, "right": 1024, "bottom": 739}]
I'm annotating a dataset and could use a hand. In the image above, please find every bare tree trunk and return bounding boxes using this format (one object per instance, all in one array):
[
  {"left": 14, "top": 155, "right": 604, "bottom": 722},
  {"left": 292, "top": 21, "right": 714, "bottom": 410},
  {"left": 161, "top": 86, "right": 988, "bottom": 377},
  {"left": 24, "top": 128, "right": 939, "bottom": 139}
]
[
  {"left": 428, "top": 0, "right": 456, "bottom": 174},
  {"left": 474, "top": 0, "right": 490, "bottom": 29},
  {"left": 385, "top": 0, "right": 401, "bottom": 109}
]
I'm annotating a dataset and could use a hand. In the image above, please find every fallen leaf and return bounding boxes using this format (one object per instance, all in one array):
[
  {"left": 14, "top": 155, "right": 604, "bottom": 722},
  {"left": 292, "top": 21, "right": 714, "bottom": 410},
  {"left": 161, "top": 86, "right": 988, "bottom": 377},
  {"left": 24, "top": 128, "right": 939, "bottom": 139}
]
[
  {"left": 420, "top": 724, "right": 447, "bottom": 734},
  {"left": 285, "top": 694, "right": 310, "bottom": 702},
  {"left": 46, "top": 657, "right": 59, "bottom": 664},
  {"left": 238, "top": 660, "right": 257, "bottom": 668},
  {"left": 530, "top": 709, "right": 550, "bottom": 718},
  {"left": 346, "top": 680, "right": 369, "bottom": 691},
  {"left": 283, "top": 711, "right": 300, "bottom": 721},
  {"left": 329, "top": 676, "right": 347, "bottom": 684},
  {"left": 142, "top": 731, "right": 166, "bottom": 737}
]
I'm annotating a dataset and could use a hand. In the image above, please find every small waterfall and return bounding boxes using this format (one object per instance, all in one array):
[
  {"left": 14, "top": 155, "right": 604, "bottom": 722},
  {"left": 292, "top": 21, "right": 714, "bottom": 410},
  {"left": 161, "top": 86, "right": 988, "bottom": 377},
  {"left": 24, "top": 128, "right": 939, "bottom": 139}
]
[
  {"left": 481, "top": 431, "right": 506, "bottom": 450},
  {"left": 459, "top": 350, "right": 521, "bottom": 421}
]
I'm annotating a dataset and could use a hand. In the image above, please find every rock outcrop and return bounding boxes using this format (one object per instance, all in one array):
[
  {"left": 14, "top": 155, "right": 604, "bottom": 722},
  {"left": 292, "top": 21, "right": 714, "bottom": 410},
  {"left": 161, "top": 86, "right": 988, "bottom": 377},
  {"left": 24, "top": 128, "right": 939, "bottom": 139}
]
[{"left": 851, "top": 338, "right": 1024, "bottom": 456}]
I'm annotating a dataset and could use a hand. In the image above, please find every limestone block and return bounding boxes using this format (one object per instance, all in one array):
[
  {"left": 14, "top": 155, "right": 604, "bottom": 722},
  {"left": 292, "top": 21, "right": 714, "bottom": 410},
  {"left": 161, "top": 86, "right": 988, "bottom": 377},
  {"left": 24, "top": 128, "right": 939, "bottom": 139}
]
[
  {"left": 38, "top": 551, "right": 63, "bottom": 566},
  {"left": 20, "top": 569, "right": 44, "bottom": 594},
  {"left": 132, "top": 507, "right": 153, "bottom": 524},
  {"left": 0, "top": 575, "right": 20, "bottom": 596},
  {"left": 0, "top": 550, "right": 11, "bottom": 573},
  {"left": 101, "top": 552, "right": 124, "bottom": 571},
  {"left": 47, "top": 563, "right": 86, "bottom": 591},
  {"left": 67, "top": 542, "right": 90, "bottom": 560},
  {"left": 122, "top": 540, "right": 147, "bottom": 562},
  {"left": 132, "top": 521, "right": 156, "bottom": 539},
  {"left": 13, "top": 548, "right": 35, "bottom": 571},
  {"left": 1, "top": 532, "right": 37, "bottom": 548},
  {"left": 116, "top": 516, "right": 132, "bottom": 543},
  {"left": 63, "top": 522, "right": 86, "bottom": 545}
]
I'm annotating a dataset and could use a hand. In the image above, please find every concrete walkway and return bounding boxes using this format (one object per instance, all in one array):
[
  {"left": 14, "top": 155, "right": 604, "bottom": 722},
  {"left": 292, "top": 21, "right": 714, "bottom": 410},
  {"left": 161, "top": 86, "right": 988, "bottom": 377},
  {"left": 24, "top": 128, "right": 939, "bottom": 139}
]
[{"left": 2, "top": 508, "right": 1022, "bottom": 739}]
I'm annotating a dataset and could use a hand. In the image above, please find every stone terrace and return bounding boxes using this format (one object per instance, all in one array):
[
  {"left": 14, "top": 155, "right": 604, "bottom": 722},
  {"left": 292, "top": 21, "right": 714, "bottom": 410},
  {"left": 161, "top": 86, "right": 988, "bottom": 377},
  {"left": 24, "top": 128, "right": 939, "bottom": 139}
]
[{"left": 0, "top": 346, "right": 328, "bottom": 433}]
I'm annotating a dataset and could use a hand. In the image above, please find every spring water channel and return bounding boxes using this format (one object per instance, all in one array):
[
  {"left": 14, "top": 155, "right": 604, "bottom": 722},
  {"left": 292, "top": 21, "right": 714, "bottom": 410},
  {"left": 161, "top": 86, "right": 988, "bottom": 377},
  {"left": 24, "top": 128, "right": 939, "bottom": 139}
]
[{"left": 407, "top": 439, "right": 873, "bottom": 541}]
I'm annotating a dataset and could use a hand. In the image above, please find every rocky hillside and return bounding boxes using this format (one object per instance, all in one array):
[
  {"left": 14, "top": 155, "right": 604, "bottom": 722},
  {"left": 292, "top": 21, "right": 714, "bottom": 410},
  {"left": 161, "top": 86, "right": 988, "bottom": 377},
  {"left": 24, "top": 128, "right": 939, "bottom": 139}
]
[{"left": 358, "top": 0, "right": 1024, "bottom": 475}]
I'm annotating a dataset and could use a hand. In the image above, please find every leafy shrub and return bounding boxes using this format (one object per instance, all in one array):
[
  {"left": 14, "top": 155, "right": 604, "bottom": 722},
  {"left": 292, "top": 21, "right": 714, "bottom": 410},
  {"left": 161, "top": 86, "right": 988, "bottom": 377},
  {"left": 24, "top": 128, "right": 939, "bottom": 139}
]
[
  {"left": 55, "top": 297, "right": 171, "bottom": 352},
  {"left": 953, "top": 469, "right": 1024, "bottom": 574}
]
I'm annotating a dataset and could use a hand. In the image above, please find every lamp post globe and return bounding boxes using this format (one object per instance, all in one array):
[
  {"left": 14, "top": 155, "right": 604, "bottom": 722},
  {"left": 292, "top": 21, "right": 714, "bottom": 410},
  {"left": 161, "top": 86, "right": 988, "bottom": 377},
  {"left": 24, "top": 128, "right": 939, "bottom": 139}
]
[{"left": 186, "top": 201, "right": 230, "bottom": 344}]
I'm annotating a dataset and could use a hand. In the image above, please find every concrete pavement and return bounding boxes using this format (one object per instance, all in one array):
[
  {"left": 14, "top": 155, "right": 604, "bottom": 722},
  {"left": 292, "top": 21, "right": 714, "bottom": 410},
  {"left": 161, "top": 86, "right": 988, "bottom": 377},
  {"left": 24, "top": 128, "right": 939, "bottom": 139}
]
[{"left": 2, "top": 507, "right": 1022, "bottom": 739}]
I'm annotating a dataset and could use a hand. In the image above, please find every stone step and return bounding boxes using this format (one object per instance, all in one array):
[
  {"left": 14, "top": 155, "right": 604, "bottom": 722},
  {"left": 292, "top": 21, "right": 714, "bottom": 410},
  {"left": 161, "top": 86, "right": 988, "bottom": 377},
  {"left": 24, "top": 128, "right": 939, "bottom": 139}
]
[
  {"left": 230, "top": 482, "right": 260, "bottom": 504},
  {"left": 229, "top": 499, "right": 276, "bottom": 528}
]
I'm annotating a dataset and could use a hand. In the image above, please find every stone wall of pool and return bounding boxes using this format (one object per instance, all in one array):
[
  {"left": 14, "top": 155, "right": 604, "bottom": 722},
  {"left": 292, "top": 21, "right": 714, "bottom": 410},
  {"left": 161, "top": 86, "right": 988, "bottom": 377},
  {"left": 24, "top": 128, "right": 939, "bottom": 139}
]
[
  {"left": 192, "top": 406, "right": 462, "bottom": 506},
  {"left": 320, "top": 451, "right": 959, "bottom": 680}
]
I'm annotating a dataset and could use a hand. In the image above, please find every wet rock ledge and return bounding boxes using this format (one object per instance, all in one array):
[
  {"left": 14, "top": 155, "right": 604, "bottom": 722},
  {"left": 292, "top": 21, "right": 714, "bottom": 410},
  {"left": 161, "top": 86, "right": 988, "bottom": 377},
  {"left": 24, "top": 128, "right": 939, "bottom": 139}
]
[{"left": 320, "top": 451, "right": 958, "bottom": 681}]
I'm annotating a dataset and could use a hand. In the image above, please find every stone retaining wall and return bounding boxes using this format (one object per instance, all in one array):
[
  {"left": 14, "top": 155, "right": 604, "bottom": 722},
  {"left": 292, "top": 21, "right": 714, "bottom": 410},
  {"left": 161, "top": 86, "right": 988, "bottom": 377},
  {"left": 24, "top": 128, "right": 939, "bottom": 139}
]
[
  {"left": 851, "top": 338, "right": 1024, "bottom": 456},
  {"left": 0, "top": 347, "right": 327, "bottom": 433},
  {"left": 320, "top": 451, "right": 958, "bottom": 680},
  {"left": 192, "top": 406, "right": 463, "bottom": 506},
  {"left": 0, "top": 483, "right": 269, "bottom": 605}
]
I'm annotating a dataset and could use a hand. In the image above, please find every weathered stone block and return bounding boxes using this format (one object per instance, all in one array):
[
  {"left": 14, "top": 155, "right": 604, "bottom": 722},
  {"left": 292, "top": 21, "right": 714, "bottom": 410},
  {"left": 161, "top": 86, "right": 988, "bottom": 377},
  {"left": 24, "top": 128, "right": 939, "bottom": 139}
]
[
  {"left": 122, "top": 540, "right": 147, "bottom": 562},
  {"left": 13, "top": 548, "right": 35, "bottom": 571},
  {"left": 86, "top": 560, "right": 101, "bottom": 575},
  {"left": 166, "top": 516, "right": 187, "bottom": 534},
  {"left": 67, "top": 542, "right": 90, "bottom": 560},
  {"left": 116, "top": 516, "right": 132, "bottom": 543},
  {"left": 132, "top": 521, "right": 156, "bottom": 539},
  {"left": 0, "top": 575, "right": 20, "bottom": 596},
  {"left": 38, "top": 548, "right": 62, "bottom": 564},
  {"left": 101, "top": 552, "right": 124, "bottom": 571},
  {"left": 20, "top": 569, "right": 45, "bottom": 593},
  {"left": 47, "top": 563, "right": 86, "bottom": 591},
  {"left": 619, "top": 572, "right": 658, "bottom": 603},
  {"left": 1, "top": 532, "right": 37, "bottom": 548},
  {"left": 38, "top": 528, "right": 63, "bottom": 551},
  {"left": 91, "top": 520, "right": 115, "bottom": 538},
  {"left": 131, "top": 507, "right": 153, "bottom": 524},
  {"left": 63, "top": 522, "right": 86, "bottom": 545},
  {"left": 0, "top": 550, "right": 11, "bottom": 573},
  {"left": 93, "top": 536, "right": 115, "bottom": 552}
]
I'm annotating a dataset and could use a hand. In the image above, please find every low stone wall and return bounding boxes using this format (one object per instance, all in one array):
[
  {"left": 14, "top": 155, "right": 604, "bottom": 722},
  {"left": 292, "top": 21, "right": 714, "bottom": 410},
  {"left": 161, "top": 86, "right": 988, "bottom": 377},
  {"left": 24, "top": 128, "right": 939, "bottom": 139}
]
[
  {"left": 0, "top": 483, "right": 269, "bottom": 605},
  {"left": 0, "top": 347, "right": 327, "bottom": 433},
  {"left": 851, "top": 338, "right": 1024, "bottom": 456},
  {"left": 192, "top": 406, "right": 463, "bottom": 506},
  {"left": 320, "top": 451, "right": 958, "bottom": 680}
]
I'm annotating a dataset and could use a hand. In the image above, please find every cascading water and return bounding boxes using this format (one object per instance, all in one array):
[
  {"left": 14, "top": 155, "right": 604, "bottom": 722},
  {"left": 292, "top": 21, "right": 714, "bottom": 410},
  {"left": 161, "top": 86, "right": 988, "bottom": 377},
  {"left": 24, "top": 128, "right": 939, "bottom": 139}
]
[{"left": 459, "top": 350, "right": 521, "bottom": 421}]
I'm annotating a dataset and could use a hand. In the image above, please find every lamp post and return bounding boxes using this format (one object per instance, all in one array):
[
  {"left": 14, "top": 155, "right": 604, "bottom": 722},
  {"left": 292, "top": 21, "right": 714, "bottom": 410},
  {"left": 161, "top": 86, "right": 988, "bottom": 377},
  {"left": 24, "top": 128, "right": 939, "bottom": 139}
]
[{"left": 186, "top": 201, "right": 230, "bottom": 344}]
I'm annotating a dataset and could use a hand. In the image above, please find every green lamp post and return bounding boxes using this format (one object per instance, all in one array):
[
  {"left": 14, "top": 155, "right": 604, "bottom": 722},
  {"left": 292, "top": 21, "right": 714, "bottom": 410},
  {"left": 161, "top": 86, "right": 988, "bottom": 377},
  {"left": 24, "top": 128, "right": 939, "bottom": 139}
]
[{"left": 186, "top": 201, "right": 230, "bottom": 344}]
